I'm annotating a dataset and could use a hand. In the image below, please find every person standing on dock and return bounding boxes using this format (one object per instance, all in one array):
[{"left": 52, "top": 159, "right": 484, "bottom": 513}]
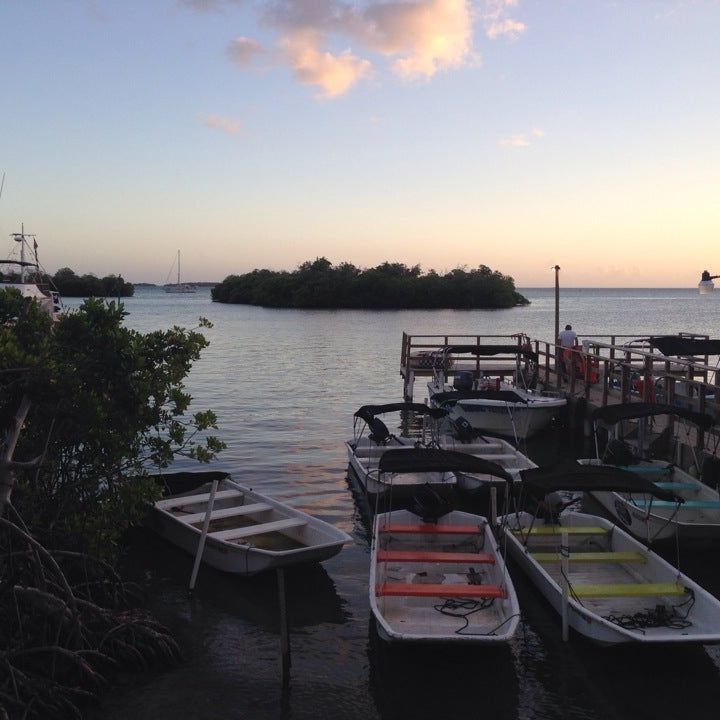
[{"left": 558, "top": 324, "right": 578, "bottom": 380}]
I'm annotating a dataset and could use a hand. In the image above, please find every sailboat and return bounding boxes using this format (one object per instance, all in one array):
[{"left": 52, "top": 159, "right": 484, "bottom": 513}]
[{"left": 163, "top": 250, "right": 196, "bottom": 293}]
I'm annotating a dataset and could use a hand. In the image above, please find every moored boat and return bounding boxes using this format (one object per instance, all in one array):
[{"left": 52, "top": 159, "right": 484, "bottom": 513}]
[
  {"left": 370, "top": 458, "right": 520, "bottom": 644},
  {"left": 163, "top": 250, "right": 196, "bottom": 293},
  {"left": 582, "top": 403, "right": 720, "bottom": 543},
  {"left": 426, "top": 345, "right": 566, "bottom": 442},
  {"left": 346, "top": 403, "right": 450, "bottom": 501},
  {"left": 146, "top": 471, "right": 351, "bottom": 575},
  {"left": 500, "top": 463, "right": 720, "bottom": 645},
  {"left": 1, "top": 226, "right": 62, "bottom": 320}
]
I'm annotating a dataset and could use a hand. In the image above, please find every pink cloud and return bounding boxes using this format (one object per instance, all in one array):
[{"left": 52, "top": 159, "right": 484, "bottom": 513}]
[
  {"left": 281, "top": 29, "right": 371, "bottom": 98},
  {"left": 202, "top": 114, "right": 242, "bottom": 134}
]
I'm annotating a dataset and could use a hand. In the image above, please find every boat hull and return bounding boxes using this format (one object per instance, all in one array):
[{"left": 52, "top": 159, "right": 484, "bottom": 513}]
[
  {"left": 580, "top": 459, "right": 720, "bottom": 543},
  {"left": 502, "top": 510, "right": 720, "bottom": 645},
  {"left": 146, "top": 475, "right": 351, "bottom": 575},
  {"left": 370, "top": 508, "right": 519, "bottom": 644},
  {"left": 346, "top": 439, "right": 456, "bottom": 502}
]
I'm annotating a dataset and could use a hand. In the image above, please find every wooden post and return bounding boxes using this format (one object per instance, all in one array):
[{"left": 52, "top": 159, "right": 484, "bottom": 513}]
[
  {"left": 189, "top": 478, "right": 218, "bottom": 592},
  {"left": 277, "top": 567, "right": 291, "bottom": 681},
  {"left": 561, "top": 529, "right": 570, "bottom": 642}
]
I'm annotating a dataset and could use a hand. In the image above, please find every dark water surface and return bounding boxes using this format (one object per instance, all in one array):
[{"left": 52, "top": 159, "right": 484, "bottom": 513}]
[{"left": 83, "top": 287, "right": 720, "bottom": 720}]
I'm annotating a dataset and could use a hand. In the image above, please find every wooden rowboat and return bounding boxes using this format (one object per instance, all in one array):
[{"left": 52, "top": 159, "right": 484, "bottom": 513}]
[{"left": 146, "top": 471, "right": 351, "bottom": 576}]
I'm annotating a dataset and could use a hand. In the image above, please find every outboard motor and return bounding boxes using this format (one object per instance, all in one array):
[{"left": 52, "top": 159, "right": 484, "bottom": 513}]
[
  {"left": 410, "top": 484, "right": 452, "bottom": 523},
  {"left": 452, "top": 416, "right": 475, "bottom": 443},
  {"left": 453, "top": 371, "right": 474, "bottom": 391},
  {"left": 603, "top": 439, "right": 637, "bottom": 466},
  {"left": 368, "top": 417, "right": 391, "bottom": 444}
]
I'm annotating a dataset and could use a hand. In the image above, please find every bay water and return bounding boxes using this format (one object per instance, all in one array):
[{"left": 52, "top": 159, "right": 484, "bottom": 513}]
[{"left": 83, "top": 287, "right": 720, "bottom": 720}]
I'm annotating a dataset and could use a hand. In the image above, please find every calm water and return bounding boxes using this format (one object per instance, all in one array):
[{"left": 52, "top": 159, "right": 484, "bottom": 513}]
[{"left": 83, "top": 287, "right": 720, "bottom": 720}]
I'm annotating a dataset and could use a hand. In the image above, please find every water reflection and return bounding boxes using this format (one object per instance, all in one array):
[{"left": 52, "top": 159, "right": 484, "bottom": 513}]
[{"left": 368, "top": 616, "right": 519, "bottom": 720}]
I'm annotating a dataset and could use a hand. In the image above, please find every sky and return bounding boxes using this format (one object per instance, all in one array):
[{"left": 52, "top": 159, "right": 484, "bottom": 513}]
[{"left": 1, "top": 0, "right": 719, "bottom": 287}]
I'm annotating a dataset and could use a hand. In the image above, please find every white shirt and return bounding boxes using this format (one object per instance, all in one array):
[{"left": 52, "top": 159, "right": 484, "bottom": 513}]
[{"left": 558, "top": 329, "right": 577, "bottom": 348}]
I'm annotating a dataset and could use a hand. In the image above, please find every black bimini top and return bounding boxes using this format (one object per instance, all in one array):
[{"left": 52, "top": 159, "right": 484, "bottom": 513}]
[
  {"left": 441, "top": 344, "right": 538, "bottom": 363},
  {"left": 377, "top": 448, "right": 514, "bottom": 481},
  {"left": 432, "top": 390, "right": 528, "bottom": 405},
  {"left": 650, "top": 336, "right": 720, "bottom": 357},
  {"left": 354, "top": 403, "right": 447, "bottom": 423},
  {"left": 592, "top": 402, "right": 714, "bottom": 430},
  {"left": 519, "top": 463, "right": 679, "bottom": 502}
]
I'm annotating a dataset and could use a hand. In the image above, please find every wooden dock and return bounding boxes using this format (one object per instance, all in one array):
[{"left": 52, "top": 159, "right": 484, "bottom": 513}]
[{"left": 400, "top": 331, "right": 720, "bottom": 456}]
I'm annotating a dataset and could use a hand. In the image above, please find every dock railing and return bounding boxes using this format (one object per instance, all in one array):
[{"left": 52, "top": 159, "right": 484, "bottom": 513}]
[{"left": 402, "top": 331, "right": 720, "bottom": 451}]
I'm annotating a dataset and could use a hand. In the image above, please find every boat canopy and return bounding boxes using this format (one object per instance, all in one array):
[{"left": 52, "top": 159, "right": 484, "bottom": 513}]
[
  {"left": 441, "top": 344, "right": 538, "bottom": 362},
  {"left": 519, "top": 463, "right": 679, "bottom": 502},
  {"left": 649, "top": 336, "right": 720, "bottom": 357},
  {"left": 354, "top": 403, "right": 447, "bottom": 423},
  {"left": 592, "top": 402, "right": 714, "bottom": 429},
  {"left": 432, "top": 390, "right": 528, "bottom": 405},
  {"left": 378, "top": 448, "right": 514, "bottom": 481}
]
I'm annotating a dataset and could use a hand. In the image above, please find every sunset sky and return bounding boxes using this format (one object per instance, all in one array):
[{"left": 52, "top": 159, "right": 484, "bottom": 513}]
[{"left": 1, "top": 1, "right": 719, "bottom": 286}]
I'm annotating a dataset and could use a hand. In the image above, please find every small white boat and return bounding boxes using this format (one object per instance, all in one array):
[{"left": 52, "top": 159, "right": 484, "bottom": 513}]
[
  {"left": 163, "top": 250, "right": 197, "bottom": 293},
  {"left": 346, "top": 403, "right": 453, "bottom": 501},
  {"left": 370, "top": 460, "right": 520, "bottom": 644},
  {"left": 583, "top": 403, "right": 720, "bottom": 543},
  {"left": 427, "top": 345, "right": 566, "bottom": 442},
  {"left": 427, "top": 422, "right": 537, "bottom": 494},
  {"left": 146, "top": 472, "right": 351, "bottom": 575},
  {"left": 500, "top": 463, "right": 720, "bottom": 646}
]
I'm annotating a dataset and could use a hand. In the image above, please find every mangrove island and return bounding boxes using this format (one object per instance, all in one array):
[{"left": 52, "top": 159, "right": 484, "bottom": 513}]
[{"left": 211, "top": 258, "right": 529, "bottom": 309}]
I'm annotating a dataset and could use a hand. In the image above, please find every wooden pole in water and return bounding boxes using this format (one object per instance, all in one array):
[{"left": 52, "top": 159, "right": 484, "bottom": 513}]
[
  {"left": 277, "top": 567, "right": 291, "bottom": 680},
  {"left": 561, "top": 529, "right": 569, "bottom": 642},
  {"left": 189, "top": 478, "right": 218, "bottom": 592}
]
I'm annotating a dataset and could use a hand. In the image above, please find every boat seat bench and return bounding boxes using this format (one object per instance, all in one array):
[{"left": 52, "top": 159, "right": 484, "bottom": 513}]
[
  {"left": 629, "top": 500, "right": 720, "bottom": 509},
  {"left": 571, "top": 582, "right": 688, "bottom": 599},
  {"left": 512, "top": 526, "right": 608, "bottom": 536},
  {"left": 531, "top": 551, "right": 646, "bottom": 563},
  {"left": 377, "top": 550, "right": 495, "bottom": 564},
  {"left": 616, "top": 465, "right": 672, "bottom": 475},
  {"left": 155, "top": 489, "right": 244, "bottom": 510},
  {"left": 179, "top": 502, "right": 272, "bottom": 524},
  {"left": 379, "top": 523, "right": 484, "bottom": 535},
  {"left": 653, "top": 482, "right": 699, "bottom": 491},
  {"left": 210, "top": 517, "right": 306, "bottom": 541},
  {"left": 376, "top": 582, "right": 506, "bottom": 599}
]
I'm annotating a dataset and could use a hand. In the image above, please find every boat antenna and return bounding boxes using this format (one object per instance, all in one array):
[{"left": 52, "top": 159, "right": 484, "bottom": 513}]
[{"left": 0, "top": 172, "right": 5, "bottom": 202}]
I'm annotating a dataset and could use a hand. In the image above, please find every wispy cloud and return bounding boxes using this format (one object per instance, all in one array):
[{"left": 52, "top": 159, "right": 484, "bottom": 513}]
[
  {"left": 179, "top": 0, "right": 245, "bottom": 12},
  {"left": 481, "top": 0, "right": 527, "bottom": 39},
  {"left": 202, "top": 114, "right": 242, "bottom": 134},
  {"left": 226, "top": 36, "right": 264, "bottom": 67},
  {"left": 500, "top": 127, "right": 544, "bottom": 147}
]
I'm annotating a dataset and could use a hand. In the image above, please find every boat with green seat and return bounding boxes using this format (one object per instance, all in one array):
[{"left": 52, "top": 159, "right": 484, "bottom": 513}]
[{"left": 499, "top": 463, "right": 720, "bottom": 645}]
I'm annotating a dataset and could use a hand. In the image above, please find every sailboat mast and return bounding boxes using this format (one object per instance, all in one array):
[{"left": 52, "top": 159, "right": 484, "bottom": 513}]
[{"left": 177, "top": 250, "right": 181, "bottom": 285}]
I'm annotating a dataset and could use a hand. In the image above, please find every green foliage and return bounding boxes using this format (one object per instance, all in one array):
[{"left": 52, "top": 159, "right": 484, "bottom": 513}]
[
  {"left": 0, "top": 293, "right": 224, "bottom": 556},
  {"left": 53, "top": 266, "right": 135, "bottom": 297},
  {"left": 211, "top": 258, "right": 529, "bottom": 309}
]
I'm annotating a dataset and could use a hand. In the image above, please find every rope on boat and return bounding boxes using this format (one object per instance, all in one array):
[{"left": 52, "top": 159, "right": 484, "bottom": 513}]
[{"left": 604, "top": 589, "right": 695, "bottom": 632}]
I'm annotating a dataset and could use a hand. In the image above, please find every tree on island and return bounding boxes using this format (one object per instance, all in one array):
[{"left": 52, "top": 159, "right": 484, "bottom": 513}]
[
  {"left": 211, "top": 258, "right": 529, "bottom": 309},
  {"left": 53, "top": 267, "right": 135, "bottom": 297},
  {"left": 0, "top": 290, "right": 224, "bottom": 718}
]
